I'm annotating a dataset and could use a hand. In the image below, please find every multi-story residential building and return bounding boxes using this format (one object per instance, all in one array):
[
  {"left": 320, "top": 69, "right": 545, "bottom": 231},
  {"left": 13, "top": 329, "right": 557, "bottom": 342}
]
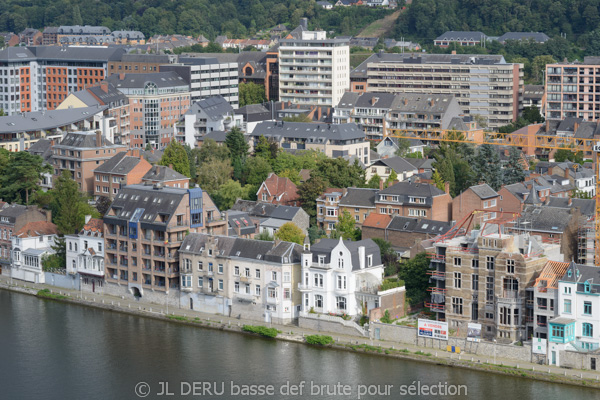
[
  {"left": 107, "top": 71, "right": 191, "bottom": 149},
  {"left": 548, "top": 262, "right": 600, "bottom": 366},
  {"left": 316, "top": 188, "right": 345, "bottom": 234},
  {"left": 92, "top": 151, "right": 152, "bottom": 200},
  {"left": 108, "top": 53, "right": 176, "bottom": 76},
  {"left": 365, "top": 156, "right": 418, "bottom": 181},
  {"left": 298, "top": 238, "right": 385, "bottom": 316},
  {"left": 103, "top": 184, "right": 226, "bottom": 304},
  {"left": 51, "top": 131, "right": 128, "bottom": 194},
  {"left": 498, "top": 177, "right": 575, "bottom": 214},
  {"left": 57, "top": 82, "right": 131, "bottom": 146},
  {"left": 161, "top": 57, "right": 239, "bottom": 108},
  {"left": 429, "top": 227, "right": 562, "bottom": 342},
  {"left": 375, "top": 181, "right": 452, "bottom": 222},
  {"left": 175, "top": 95, "right": 242, "bottom": 147},
  {"left": 351, "top": 53, "right": 524, "bottom": 128},
  {"left": 10, "top": 221, "right": 58, "bottom": 284},
  {"left": 545, "top": 57, "right": 600, "bottom": 121},
  {"left": 278, "top": 30, "right": 350, "bottom": 107},
  {"left": 523, "top": 84, "right": 545, "bottom": 114},
  {"left": 65, "top": 216, "right": 105, "bottom": 293},
  {"left": 530, "top": 260, "right": 569, "bottom": 340},
  {"left": 434, "top": 31, "right": 487, "bottom": 47},
  {"left": 0, "top": 205, "right": 51, "bottom": 272},
  {"left": 42, "top": 27, "right": 59, "bottom": 45},
  {"left": 141, "top": 165, "right": 190, "bottom": 189},
  {"left": 231, "top": 200, "right": 309, "bottom": 235},
  {"left": 497, "top": 32, "right": 550, "bottom": 44},
  {"left": 27, "top": 138, "right": 54, "bottom": 191},
  {"left": 257, "top": 173, "right": 300, "bottom": 207},
  {"left": 333, "top": 92, "right": 463, "bottom": 140},
  {"left": 452, "top": 183, "right": 500, "bottom": 229},
  {"left": 0, "top": 45, "right": 125, "bottom": 115},
  {"left": 178, "top": 233, "right": 303, "bottom": 323},
  {"left": 338, "top": 187, "right": 378, "bottom": 228},
  {"left": 250, "top": 121, "right": 370, "bottom": 166}
]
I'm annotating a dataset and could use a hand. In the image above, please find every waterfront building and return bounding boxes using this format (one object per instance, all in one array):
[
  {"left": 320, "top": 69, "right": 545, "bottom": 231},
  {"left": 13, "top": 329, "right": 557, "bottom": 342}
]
[
  {"left": 10, "top": 221, "right": 58, "bottom": 284},
  {"left": 65, "top": 216, "right": 105, "bottom": 293}
]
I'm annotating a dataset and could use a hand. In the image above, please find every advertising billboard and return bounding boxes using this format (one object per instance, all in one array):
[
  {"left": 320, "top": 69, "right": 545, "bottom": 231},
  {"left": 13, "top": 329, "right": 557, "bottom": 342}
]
[
  {"left": 466, "top": 323, "right": 482, "bottom": 342},
  {"left": 418, "top": 319, "right": 448, "bottom": 341}
]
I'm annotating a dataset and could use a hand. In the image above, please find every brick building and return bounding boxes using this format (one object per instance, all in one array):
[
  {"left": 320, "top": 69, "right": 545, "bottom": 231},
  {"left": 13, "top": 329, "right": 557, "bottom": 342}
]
[
  {"left": 92, "top": 151, "right": 152, "bottom": 199},
  {"left": 452, "top": 184, "right": 500, "bottom": 229},
  {"left": 375, "top": 181, "right": 452, "bottom": 222},
  {"left": 257, "top": 173, "right": 299, "bottom": 206}
]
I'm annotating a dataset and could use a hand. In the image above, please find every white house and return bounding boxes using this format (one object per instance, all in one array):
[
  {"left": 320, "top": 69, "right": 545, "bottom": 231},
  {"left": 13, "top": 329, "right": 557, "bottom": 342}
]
[
  {"left": 66, "top": 216, "right": 105, "bottom": 293},
  {"left": 11, "top": 221, "right": 59, "bottom": 284},
  {"left": 547, "top": 262, "right": 600, "bottom": 367},
  {"left": 299, "top": 238, "right": 384, "bottom": 317}
]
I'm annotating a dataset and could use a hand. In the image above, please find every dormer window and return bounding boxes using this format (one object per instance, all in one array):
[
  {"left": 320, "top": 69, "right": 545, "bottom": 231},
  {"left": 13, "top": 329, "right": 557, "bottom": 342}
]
[
  {"left": 567, "top": 269, "right": 572, "bottom": 278},
  {"left": 318, "top": 255, "right": 325, "bottom": 264},
  {"left": 585, "top": 281, "right": 591, "bottom": 293}
]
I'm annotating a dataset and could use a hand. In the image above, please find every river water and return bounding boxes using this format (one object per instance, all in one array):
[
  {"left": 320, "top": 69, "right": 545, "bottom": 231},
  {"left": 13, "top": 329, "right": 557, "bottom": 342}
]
[{"left": 0, "top": 290, "right": 598, "bottom": 400}]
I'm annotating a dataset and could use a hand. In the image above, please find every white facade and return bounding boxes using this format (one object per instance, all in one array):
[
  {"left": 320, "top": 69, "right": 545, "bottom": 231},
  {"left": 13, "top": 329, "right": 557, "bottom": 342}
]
[
  {"left": 65, "top": 217, "right": 105, "bottom": 293},
  {"left": 299, "top": 238, "right": 384, "bottom": 316},
  {"left": 11, "top": 233, "right": 57, "bottom": 284},
  {"left": 556, "top": 276, "right": 600, "bottom": 351},
  {"left": 279, "top": 31, "right": 350, "bottom": 107}
]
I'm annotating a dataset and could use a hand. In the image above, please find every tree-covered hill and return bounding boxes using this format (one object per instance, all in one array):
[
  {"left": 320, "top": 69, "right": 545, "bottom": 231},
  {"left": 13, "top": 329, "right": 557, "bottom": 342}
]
[{"left": 0, "top": 0, "right": 391, "bottom": 39}]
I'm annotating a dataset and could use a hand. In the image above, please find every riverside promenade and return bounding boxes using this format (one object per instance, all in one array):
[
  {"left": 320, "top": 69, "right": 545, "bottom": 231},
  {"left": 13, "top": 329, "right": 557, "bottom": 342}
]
[{"left": 1, "top": 274, "right": 599, "bottom": 389}]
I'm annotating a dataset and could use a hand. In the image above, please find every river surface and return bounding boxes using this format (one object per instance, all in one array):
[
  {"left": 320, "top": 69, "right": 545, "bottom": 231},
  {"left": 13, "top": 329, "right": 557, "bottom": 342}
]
[{"left": 1, "top": 290, "right": 599, "bottom": 400}]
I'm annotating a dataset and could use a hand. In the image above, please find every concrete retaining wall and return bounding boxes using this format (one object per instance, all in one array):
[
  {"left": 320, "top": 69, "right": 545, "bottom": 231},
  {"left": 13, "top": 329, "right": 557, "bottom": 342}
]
[
  {"left": 299, "top": 313, "right": 368, "bottom": 337},
  {"left": 45, "top": 272, "right": 79, "bottom": 290},
  {"left": 103, "top": 282, "right": 180, "bottom": 307}
]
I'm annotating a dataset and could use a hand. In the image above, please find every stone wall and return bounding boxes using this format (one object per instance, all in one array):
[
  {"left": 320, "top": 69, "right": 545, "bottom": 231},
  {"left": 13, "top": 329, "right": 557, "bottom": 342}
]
[
  {"left": 561, "top": 350, "right": 600, "bottom": 371},
  {"left": 299, "top": 313, "right": 368, "bottom": 337},
  {"left": 45, "top": 272, "right": 80, "bottom": 290},
  {"left": 104, "top": 282, "right": 180, "bottom": 307}
]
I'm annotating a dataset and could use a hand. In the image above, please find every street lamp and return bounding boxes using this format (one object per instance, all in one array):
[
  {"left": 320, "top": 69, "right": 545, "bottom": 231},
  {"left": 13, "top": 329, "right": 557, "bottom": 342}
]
[{"left": 493, "top": 338, "right": 497, "bottom": 364}]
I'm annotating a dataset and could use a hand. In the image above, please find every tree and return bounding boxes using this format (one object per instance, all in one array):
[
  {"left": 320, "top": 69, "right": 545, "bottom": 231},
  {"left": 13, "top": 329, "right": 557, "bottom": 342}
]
[
  {"left": 239, "top": 82, "right": 267, "bottom": 107},
  {"left": 522, "top": 105, "right": 544, "bottom": 124},
  {"left": 278, "top": 169, "right": 301, "bottom": 185},
  {"left": 372, "top": 238, "right": 400, "bottom": 277},
  {"left": 308, "top": 226, "right": 327, "bottom": 245},
  {"left": 242, "top": 156, "right": 272, "bottom": 186},
  {"left": 41, "top": 237, "right": 66, "bottom": 272},
  {"left": 386, "top": 170, "right": 398, "bottom": 187},
  {"left": 184, "top": 144, "right": 197, "bottom": 181},
  {"left": 211, "top": 179, "right": 251, "bottom": 210},
  {"left": 366, "top": 174, "right": 381, "bottom": 189},
  {"left": 531, "top": 55, "right": 556, "bottom": 84},
  {"left": 330, "top": 210, "right": 361, "bottom": 241},
  {"left": 398, "top": 252, "right": 432, "bottom": 306},
  {"left": 256, "top": 230, "right": 274, "bottom": 241},
  {"left": 282, "top": 114, "right": 312, "bottom": 123},
  {"left": 0, "top": 151, "right": 51, "bottom": 204},
  {"left": 572, "top": 189, "right": 593, "bottom": 199},
  {"left": 394, "top": 138, "right": 412, "bottom": 157},
  {"left": 503, "top": 147, "right": 526, "bottom": 185},
  {"left": 472, "top": 144, "right": 503, "bottom": 191},
  {"left": 554, "top": 148, "right": 584, "bottom": 164},
  {"left": 274, "top": 222, "right": 305, "bottom": 245},
  {"left": 95, "top": 196, "right": 112, "bottom": 216},
  {"left": 253, "top": 135, "right": 278, "bottom": 163},
  {"left": 51, "top": 171, "right": 99, "bottom": 235},
  {"left": 298, "top": 176, "right": 327, "bottom": 224},
  {"left": 313, "top": 158, "right": 365, "bottom": 188},
  {"left": 226, "top": 127, "right": 249, "bottom": 180},
  {"left": 159, "top": 141, "right": 191, "bottom": 177},
  {"left": 586, "top": 29, "right": 600, "bottom": 56},
  {"left": 432, "top": 170, "right": 445, "bottom": 192},
  {"left": 196, "top": 139, "right": 230, "bottom": 164},
  {"left": 196, "top": 158, "right": 233, "bottom": 193}
]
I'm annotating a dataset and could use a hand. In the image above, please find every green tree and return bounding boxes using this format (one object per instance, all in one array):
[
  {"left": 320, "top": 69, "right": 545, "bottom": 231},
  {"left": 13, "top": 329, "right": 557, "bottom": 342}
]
[
  {"left": 51, "top": 171, "right": 99, "bottom": 235},
  {"left": 372, "top": 238, "right": 400, "bottom": 276},
  {"left": 159, "top": 141, "right": 191, "bottom": 177},
  {"left": 239, "top": 82, "right": 267, "bottom": 107},
  {"left": 225, "top": 127, "right": 249, "bottom": 180},
  {"left": 196, "top": 139, "right": 230, "bottom": 164},
  {"left": 394, "top": 138, "right": 412, "bottom": 157},
  {"left": 522, "top": 105, "right": 544, "bottom": 124},
  {"left": 572, "top": 189, "right": 593, "bottom": 199},
  {"left": 282, "top": 114, "right": 312, "bottom": 123},
  {"left": 554, "top": 148, "right": 584, "bottom": 164},
  {"left": 297, "top": 176, "right": 328, "bottom": 224},
  {"left": 253, "top": 135, "right": 278, "bottom": 162},
  {"left": 398, "top": 252, "right": 432, "bottom": 306},
  {"left": 385, "top": 170, "right": 398, "bottom": 187},
  {"left": 41, "top": 237, "right": 66, "bottom": 272},
  {"left": 432, "top": 170, "right": 445, "bottom": 192},
  {"left": 366, "top": 174, "right": 381, "bottom": 189},
  {"left": 503, "top": 147, "right": 526, "bottom": 185},
  {"left": 95, "top": 195, "right": 112, "bottom": 216},
  {"left": 330, "top": 210, "right": 361, "bottom": 241},
  {"left": 278, "top": 169, "right": 301, "bottom": 185},
  {"left": 308, "top": 226, "right": 327, "bottom": 245},
  {"left": 242, "top": 156, "right": 272, "bottom": 186},
  {"left": 274, "top": 222, "right": 305, "bottom": 245},
  {"left": 531, "top": 55, "right": 556, "bottom": 84},
  {"left": 313, "top": 158, "right": 365, "bottom": 188},
  {"left": 0, "top": 151, "right": 51, "bottom": 204},
  {"left": 196, "top": 158, "right": 233, "bottom": 193},
  {"left": 211, "top": 179, "right": 251, "bottom": 210},
  {"left": 472, "top": 144, "right": 503, "bottom": 190}
]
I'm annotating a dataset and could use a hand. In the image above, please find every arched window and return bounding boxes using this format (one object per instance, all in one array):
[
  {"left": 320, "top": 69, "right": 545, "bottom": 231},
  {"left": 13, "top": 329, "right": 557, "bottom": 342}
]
[
  {"left": 315, "top": 294, "right": 323, "bottom": 308},
  {"left": 245, "top": 66, "right": 253, "bottom": 76},
  {"left": 144, "top": 82, "right": 158, "bottom": 95}
]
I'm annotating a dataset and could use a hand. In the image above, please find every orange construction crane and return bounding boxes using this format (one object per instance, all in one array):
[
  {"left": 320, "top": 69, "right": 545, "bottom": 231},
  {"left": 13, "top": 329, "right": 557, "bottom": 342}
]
[{"left": 390, "top": 128, "right": 600, "bottom": 265}]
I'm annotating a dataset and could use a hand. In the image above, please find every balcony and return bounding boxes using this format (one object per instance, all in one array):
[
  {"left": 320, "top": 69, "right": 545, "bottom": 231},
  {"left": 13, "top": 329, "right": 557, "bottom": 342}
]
[
  {"left": 298, "top": 283, "right": 311, "bottom": 291},
  {"left": 239, "top": 276, "right": 249, "bottom": 283},
  {"left": 266, "top": 296, "right": 279, "bottom": 304}
]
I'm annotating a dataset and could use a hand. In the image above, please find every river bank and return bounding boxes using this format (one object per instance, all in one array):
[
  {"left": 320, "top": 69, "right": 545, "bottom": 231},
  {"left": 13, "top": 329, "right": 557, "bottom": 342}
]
[{"left": 2, "top": 279, "right": 599, "bottom": 390}]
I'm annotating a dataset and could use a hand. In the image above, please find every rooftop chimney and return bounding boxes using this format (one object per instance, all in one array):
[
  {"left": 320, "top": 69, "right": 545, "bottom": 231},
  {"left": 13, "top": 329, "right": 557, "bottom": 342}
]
[
  {"left": 95, "top": 130, "right": 102, "bottom": 147},
  {"left": 564, "top": 167, "right": 570, "bottom": 179},
  {"left": 451, "top": 50, "right": 457, "bottom": 55},
  {"left": 300, "top": 18, "right": 308, "bottom": 30},
  {"left": 379, "top": 178, "right": 384, "bottom": 191},
  {"left": 358, "top": 246, "right": 365, "bottom": 269},
  {"left": 444, "top": 181, "right": 450, "bottom": 195}
]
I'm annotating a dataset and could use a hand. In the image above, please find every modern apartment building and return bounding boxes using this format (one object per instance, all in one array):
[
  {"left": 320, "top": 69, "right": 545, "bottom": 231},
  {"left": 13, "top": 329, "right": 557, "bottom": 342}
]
[
  {"left": 178, "top": 233, "right": 303, "bottom": 323},
  {"left": 103, "top": 184, "right": 226, "bottom": 304},
  {"left": 108, "top": 53, "right": 176, "bottom": 76},
  {"left": 0, "top": 46, "right": 125, "bottom": 114},
  {"left": 161, "top": 57, "right": 239, "bottom": 108},
  {"left": 107, "top": 71, "right": 191, "bottom": 149},
  {"left": 351, "top": 53, "right": 524, "bottom": 128},
  {"left": 278, "top": 30, "right": 350, "bottom": 107},
  {"left": 50, "top": 131, "right": 128, "bottom": 194},
  {"left": 545, "top": 57, "right": 600, "bottom": 121}
]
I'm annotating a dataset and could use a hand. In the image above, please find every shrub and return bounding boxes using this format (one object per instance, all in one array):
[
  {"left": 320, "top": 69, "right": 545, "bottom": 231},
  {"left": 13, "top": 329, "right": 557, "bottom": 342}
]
[
  {"left": 379, "top": 278, "right": 405, "bottom": 292},
  {"left": 37, "top": 289, "right": 70, "bottom": 300},
  {"left": 167, "top": 315, "right": 189, "bottom": 322},
  {"left": 380, "top": 310, "right": 393, "bottom": 324},
  {"left": 242, "top": 325, "right": 279, "bottom": 338},
  {"left": 305, "top": 335, "right": 334, "bottom": 346}
]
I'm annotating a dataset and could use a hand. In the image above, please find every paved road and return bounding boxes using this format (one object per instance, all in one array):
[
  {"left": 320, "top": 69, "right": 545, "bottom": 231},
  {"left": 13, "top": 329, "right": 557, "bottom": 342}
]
[{"left": 2, "top": 274, "right": 600, "bottom": 383}]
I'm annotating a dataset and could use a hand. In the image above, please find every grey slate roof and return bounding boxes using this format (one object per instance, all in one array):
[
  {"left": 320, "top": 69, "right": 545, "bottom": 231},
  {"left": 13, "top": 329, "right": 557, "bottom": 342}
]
[
  {"left": 235, "top": 104, "right": 272, "bottom": 123},
  {"left": 310, "top": 238, "right": 381, "bottom": 271},
  {"left": 142, "top": 165, "right": 187, "bottom": 182},
  {"left": 336, "top": 92, "right": 360, "bottom": 108},
  {"left": 58, "top": 25, "right": 110, "bottom": 35},
  {"left": 28, "top": 46, "right": 125, "bottom": 62},
  {"left": 107, "top": 71, "right": 188, "bottom": 89},
  {"left": 339, "top": 188, "right": 378, "bottom": 208},
  {"left": 498, "top": 32, "right": 549, "bottom": 43},
  {"left": 187, "top": 96, "right": 233, "bottom": 121},
  {"left": 469, "top": 184, "right": 498, "bottom": 199},
  {"left": 561, "top": 261, "right": 600, "bottom": 293},
  {"left": 545, "top": 197, "right": 595, "bottom": 218},
  {"left": 379, "top": 181, "right": 445, "bottom": 197},
  {"left": 387, "top": 216, "right": 452, "bottom": 235},
  {"left": 179, "top": 233, "right": 302, "bottom": 264},
  {"left": 226, "top": 211, "right": 258, "bottom": 237},
  {"left": 93, "top": 153, "right": 144, "bottom": 175},
  {"left": 435, "top": 31, "right": 487, "bottom": 42},
  {"left": 0, "top": 204, "right": 29, "bottom": 224},
  {"left": 202, "top": 130, "right": 228, "bottom": 143},
  {"left": 405, "top": 158, "right": 434, "bottom": 170},
  {"left": 231, "top": 200, "right": 302, "bottom": 221},
  {"left": 0, "top": 106, "right": 108, "bottom": 134},
  {"left": 55, "top": 130, "right": 118, "bottom": 149},
  {"left": 510, "top": 205, "right": 575, "bottom": 233},
  {"left": 374, "top": 156, "right": 419, "bottom": 174},
  {"left": 27, "top": 138, "right": 53, "bottom": 162},
  {"left": 251, "top": 121, "right": 365, "bottom": 142},
  {"left": 524, "top": 85, "right": 544, "bottom": 100}
]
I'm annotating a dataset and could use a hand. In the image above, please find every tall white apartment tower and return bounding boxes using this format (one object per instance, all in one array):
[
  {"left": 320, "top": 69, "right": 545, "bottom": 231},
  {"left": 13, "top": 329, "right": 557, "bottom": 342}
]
[{"left": 278, "top": 31, "right": 349, "bottom": 107}]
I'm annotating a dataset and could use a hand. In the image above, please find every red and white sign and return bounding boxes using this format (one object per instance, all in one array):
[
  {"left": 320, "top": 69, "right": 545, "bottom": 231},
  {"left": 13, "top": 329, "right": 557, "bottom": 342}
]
[{"left": 418, "top": 319, "right": 448, "bottom": 341}]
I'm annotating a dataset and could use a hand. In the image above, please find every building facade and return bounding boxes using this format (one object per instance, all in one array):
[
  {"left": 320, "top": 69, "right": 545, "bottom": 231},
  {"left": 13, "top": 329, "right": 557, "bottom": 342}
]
[{"left": 65, "top": 217, "right": 105, "bottom": 293}]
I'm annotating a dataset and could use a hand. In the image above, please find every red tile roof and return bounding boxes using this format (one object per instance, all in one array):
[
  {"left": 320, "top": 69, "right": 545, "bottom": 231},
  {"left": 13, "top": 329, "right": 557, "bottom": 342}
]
[
  {"left": 15, "top": 221, "right": 59, "bottom": 238},
  {"left": 362, "top": 213, "right": 391, "bottom": 228},
  {"left": 259, "top": 173, "right": 299, "bottom": 206},
  {"left": 81, "top": 218, "right": 103, "bottom": 234},
  {"left": 534, "top": 260, "right": 570, "bottom": 290}
]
